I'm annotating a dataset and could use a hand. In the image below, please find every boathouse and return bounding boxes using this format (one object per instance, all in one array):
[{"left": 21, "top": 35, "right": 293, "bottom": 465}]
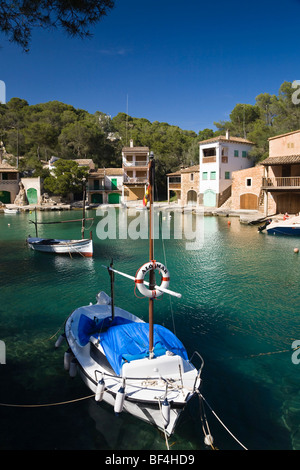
[
  {"left": 87, "top": 168, "right": 124, "bottom": 204},
  {"left": 231, "top": 129, "right": 300, "bottom": 215},
  {"left": 167, "top": 165, "right": 200, "bottom": 206}
]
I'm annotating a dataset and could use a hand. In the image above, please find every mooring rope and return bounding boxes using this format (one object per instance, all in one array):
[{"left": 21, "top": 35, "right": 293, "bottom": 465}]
[
  {"left": 0, "top": 394, "right": 95, "bottom": 408},
  {"left": 198, "top": 392, "right": 248, "bottom": 450}
]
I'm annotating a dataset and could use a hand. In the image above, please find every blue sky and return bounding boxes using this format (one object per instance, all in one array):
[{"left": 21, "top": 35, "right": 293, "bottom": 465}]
[{"left": 1, "top": 0, "right": 300, "bottom": 133}]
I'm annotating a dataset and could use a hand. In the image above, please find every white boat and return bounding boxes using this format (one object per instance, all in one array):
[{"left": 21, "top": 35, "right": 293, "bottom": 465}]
[
  {"left": 4, "top": 208, "right": 20, "bottom": 214},
  {"left": 258, "top": 215, "right": 300, "bottom": 236},
  {"left": 26, "top": 181, "right": 93, "bottom": 257},
  {"left": 27, "top": 236, "right": 93, "bottom": 257},
  {"left": 61, "top": 153, "right": 204, "bottom": 437}
]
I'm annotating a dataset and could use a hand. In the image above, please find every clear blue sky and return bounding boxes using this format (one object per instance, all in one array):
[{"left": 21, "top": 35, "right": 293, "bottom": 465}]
[{"left": 1, "top": 0, "right": 300, "bottom": 133}]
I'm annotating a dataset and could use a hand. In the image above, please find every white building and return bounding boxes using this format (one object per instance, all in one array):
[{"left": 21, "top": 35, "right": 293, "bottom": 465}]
[{"left": 199, "top": 131, "right": 254, "bottom": 207}]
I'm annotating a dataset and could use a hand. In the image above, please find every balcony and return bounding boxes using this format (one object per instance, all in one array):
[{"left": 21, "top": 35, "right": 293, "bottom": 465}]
[
  {"left": 87, "top": 185, "right": 121, "bottom": 191},
  {"left": 124, "top": 176, "right": 148, "bottom": 184},
  {"left": 168, "top": 182, "right": 181, "bottom": 190},
  {"left": 123, "top": 160, "right": 149, "bottom": 167},
  {"left": 262, "top": 177, "right": 300, "bottom": 190},
  {"left": 202, "top": 156, "right": 216, "bottom": 163}
]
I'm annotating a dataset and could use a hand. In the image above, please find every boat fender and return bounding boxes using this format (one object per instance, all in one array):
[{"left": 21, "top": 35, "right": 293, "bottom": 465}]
[
  {"left": 55, "top": 333, "right": 65, "bottom": 349},
  {"left": 204, "top": 434, "right": 214, "bottom": 446},
  {"left": 69, "top": 358, "right": 77, "bottom": 378},
  {"left": 161, "top": 397, "right": 170, "bottom": 428},
  {"left": 64, "top": 348, "right": 73, "bottom": 371},
  {"left": 95, "top": 377, "right": 105, "bottom": 402},
  {"left": 135, "top": 260, "right": 170, "bottom": 298},
  {"left": 114, "top": 386, "right": 125, "bottom": 415}
]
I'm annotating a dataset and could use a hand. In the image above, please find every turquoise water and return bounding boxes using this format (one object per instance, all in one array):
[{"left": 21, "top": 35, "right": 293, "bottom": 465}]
[{"left": 0, "top": 208, "right": 299, "bottom": 450}]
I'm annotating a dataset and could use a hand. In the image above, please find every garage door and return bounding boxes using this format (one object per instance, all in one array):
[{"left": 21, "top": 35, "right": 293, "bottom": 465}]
[
  {"left": 0, "top": 191, "right": 11, "bottom": 204},
  {"left": 27, "top": 187, "right": 38, "bottom": 204},
  {"left": 108, "top": 193, "right": 120, "bottom": 204},
  {"left": 240, "top": 193, "right": 258, "bottom": 210},
  {"left": 203, "top": 190, "right": 216, "bottom": 207},
  {"left": 91, "top": 193, "right": 103, "bottom": 204}
]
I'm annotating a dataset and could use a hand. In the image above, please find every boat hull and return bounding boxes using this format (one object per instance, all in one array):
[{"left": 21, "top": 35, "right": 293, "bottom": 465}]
[
  {"left": 77, "top": 364, "right": 185, "bottom": 436},
  {"left": 267, "top": 226, "right": 300, "bottom": 235},
  {"left": 4, "top": 209, "right": 19, "bottom": 214},
  {"left": 27, "top": 237, "right": 93, "bottom": 257}
]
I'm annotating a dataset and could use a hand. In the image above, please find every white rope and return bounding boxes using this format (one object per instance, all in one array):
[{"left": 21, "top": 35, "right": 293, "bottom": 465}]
[{"left": 199, "top": 393, "right": 248, "bottom": 450}]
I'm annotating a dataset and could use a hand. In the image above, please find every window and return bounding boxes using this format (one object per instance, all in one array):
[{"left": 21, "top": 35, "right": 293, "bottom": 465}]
[
  {"left": 246, "top": 178, "right": 252, "bottom": 187},
  {"left": 225, "top": 171, "right": 230, "bottom": 180},
  {"left": 202, "top": 172, "right": 208, "bottom": 180},
  {"left": 203, "top": 148, "right": 216, "bottom": 157},
  {"left": 210, "top": 171, "right": 216, "bottom": 180},
  {"left": 242, "top": 151, "right": 247, "bottom": 158},
  {"left": 190, "top": 173, "right": 194, "bottom": 182},
  {"left": 234, "top": 150, "right": 239, "bottom": 157}
]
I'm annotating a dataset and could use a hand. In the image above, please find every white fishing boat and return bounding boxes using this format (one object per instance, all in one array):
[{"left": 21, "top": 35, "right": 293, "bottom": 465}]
[
  {"left": 4, "top": 208, "right": 20, "bottom": 214},
  {"left": 61, "top": 153, "right": 204, "bottom": 436},
  {"left": 27, "top": 236, "right": 93, "bottom": 257},
  {"left": 26, "top": 180, "right": 93, "bottom": 257}
]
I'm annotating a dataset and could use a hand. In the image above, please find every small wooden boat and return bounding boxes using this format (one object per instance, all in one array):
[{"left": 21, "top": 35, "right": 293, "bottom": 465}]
[
  {"left": 27, "top": 236, "right": 93, "bottom": 257},
  {"left": 27, "top": 181, "right": 93, "bottom": 257},
  {"left": 4, "top": 208, "right": 20, "bottom": 214}
]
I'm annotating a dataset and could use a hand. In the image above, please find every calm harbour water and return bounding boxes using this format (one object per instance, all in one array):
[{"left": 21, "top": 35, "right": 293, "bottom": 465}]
[{"left": 0, "top": 207, "right": 299, "bottom": 451}]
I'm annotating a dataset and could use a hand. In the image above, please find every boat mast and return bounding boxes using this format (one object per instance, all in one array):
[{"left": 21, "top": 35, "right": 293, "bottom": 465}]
[
  {"left": 148, "top": 152, "right": 155, "bottom": 359},
  {"left": 81, "top": 177, "right": 86, "bottom": 239}
]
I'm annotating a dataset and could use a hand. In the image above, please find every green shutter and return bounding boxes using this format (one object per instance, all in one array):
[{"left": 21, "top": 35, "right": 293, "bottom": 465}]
[
  {"left": 202, "top": 172, "right": 208, "bottom": 180},
  {"left": 210, "top": 171, "right": 216, "bottom": 180},
  {"left": 234, "top": 150, "right": 239, "bottom": 157}
]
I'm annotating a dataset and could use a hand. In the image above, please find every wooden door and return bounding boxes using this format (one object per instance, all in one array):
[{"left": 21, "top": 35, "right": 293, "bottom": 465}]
[{"left": 240, "top": 193, "right": 258, "bottom": 210}]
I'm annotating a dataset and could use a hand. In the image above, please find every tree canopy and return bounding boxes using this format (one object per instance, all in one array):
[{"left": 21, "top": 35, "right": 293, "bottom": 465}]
[
  {"left": 0, "top": 0, "right": 115, "bottom": 51},
  {"left": 43, "top": 159, "right": 89, "bottom": 197}
]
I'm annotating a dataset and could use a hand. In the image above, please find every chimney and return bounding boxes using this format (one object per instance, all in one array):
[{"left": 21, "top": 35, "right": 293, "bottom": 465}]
[
  {"left": 130, "top": 139, "right": 134, "bottom": 148},
  {"left": 226, "top": 129, "right": 230, "bottom": 140}
]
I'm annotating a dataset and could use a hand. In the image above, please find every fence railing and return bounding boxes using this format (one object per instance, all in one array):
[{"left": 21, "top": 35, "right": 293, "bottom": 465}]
[{"left": 262, "top": 177, "right": 300, "bottom": 188}]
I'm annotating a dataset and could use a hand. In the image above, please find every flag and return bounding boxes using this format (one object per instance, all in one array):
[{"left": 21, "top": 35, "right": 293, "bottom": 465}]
[{"left": 143, "top": 185, "right": 150, "bottom": 206}]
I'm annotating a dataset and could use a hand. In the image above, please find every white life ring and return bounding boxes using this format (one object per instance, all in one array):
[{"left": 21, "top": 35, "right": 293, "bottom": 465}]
[{"left": 135, "top": 260, "right": 170, "bottom": 298}]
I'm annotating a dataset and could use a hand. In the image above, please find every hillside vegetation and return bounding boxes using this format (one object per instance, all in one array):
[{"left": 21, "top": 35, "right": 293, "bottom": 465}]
[{"left": 1, "top": 80, "right": 299, "bottom": 197}]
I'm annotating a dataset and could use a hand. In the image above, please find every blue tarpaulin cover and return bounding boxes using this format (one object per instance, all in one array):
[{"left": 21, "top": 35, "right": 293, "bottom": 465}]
[{"left": 77, "top": 314, "right": 188, "bottom": 375}]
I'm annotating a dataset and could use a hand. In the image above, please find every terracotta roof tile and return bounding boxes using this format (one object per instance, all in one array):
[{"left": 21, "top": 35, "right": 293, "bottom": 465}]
[{"left": 262, "top": 155, "right": 300, "bottom": 165}]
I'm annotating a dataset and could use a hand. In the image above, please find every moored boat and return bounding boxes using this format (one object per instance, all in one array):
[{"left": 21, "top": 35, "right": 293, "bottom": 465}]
[
  {"left": 27, "top": 236, "right": 93, "bottom": 257},
  {"left": 4, "top": 208, "right": 20, "bottom": 214},
  {"left": 26, "top": 178, "right": 93, "bottom": 256},
  {"left": 258, "top": 215, "right": 300, "bottom": 235}
]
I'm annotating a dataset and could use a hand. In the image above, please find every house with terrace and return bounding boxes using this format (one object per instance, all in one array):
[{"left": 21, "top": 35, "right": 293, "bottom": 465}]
[
  {"left": 231, "top": 129, "right": 300, "bottom": 215},
  {"left": 199, "top": 131, "right": 254, "bottom": 208},
  {"left": 122, "top": 140, "right": 150, "bottom": 201}
]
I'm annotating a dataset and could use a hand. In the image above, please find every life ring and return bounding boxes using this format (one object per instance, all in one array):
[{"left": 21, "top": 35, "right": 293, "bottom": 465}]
[{"left": 135, "top": 260, "right": 170, "bottom": 298}]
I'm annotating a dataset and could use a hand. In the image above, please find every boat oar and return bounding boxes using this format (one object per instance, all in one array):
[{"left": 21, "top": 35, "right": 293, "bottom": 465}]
[{"left": 101, "top": 265, "right": 182, "bottom": 299}]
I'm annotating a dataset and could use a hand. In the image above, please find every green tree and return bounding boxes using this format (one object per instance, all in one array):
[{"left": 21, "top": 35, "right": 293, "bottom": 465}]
[{"left": 43, "top": 159, "right": 88, "bottom": 197}]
